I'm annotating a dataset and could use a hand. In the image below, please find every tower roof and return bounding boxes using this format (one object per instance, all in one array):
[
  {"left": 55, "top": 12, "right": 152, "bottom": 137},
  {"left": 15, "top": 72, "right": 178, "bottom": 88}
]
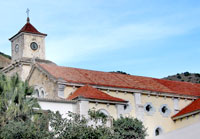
[{"left": 9, "top": 17, "right": 47, "bottom": 40}]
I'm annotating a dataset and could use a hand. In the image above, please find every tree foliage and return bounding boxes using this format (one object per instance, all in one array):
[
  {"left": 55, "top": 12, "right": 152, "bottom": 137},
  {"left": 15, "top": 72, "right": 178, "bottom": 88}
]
[
  {"left": 88, "top": 109, "right": 108, "bottom": 124},
  {"left": 113, "top": 116, "right": 147, "bottom": 139},
  {"left": 110, "top": 71, "right": 130, "bottom": 75},
  {"left": 0, "top": 74, "right": 49, "bottom": 139},
  {"left": 48, "top": 111, "right": 147, "bottom": 139},
  {"left": 48, "top": 111, "right": 114, "bottom": 139},
  {"left": 0, "top": 74, "right": 40, "bottom": 124},
  {"left": 0, "top": 118, "right": 49, "bottom": 139},
  {"left": 0, "top": 52, "right": 11, "bottom": 60}
]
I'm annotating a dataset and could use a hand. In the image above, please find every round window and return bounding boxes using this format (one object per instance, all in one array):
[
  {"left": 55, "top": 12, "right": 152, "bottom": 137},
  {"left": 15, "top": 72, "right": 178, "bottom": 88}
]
[
  {"left": 159, "top": 104, "right": 171, "bottom": 117},
  {"left": 144, "top": 103, "right": 155, "bottom": 115},
  {"left": 30, "top": 42, "right": 38, "bottom": 50},
  {"left": 161, "top": 106, "right": 168, "bottom": 113},
  {"left": 146, "top": 104, "right": 152, "bottom": 112}
]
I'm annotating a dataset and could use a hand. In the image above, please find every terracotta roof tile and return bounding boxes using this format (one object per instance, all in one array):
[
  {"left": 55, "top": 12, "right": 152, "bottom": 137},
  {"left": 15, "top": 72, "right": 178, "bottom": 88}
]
[
  {"left": 113, "top": 73, "right": 172, "bottom": 93},
  {"left": 154, "top": 79, "right": 200, "bottom": 96},
  {"left": 67, "top": 85, "right": 126, "bottom": 102},
  {"left": 172, "top": 98, "right": 200, "bottom": 118},
  {"left": 76, "top": 68, "right": 131, "bottom": 88},
  {"left": 38, "top": 63, "right": 200, "bottom": 97},
  {"left": 9, "top": 18, "right": 46, "bottom": 40},
  {"left": 19, "top": 22, "right": 46, "bottom": 36}
]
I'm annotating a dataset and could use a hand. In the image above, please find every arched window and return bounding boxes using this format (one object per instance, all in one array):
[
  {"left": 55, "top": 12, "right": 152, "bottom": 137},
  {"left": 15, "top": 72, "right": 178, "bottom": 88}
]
[
  {"left": 40, "top": 87, "right": 45, "bottom": 98},
  {"left": 99, "top": 109, "right": 110, "bottom": 116},
  {"left": 41, "top": 90, "right": 45, "bottom": 98},
  {"left": 34, "top": 86, "right": 46, "bottom": 98},
  {"left": 35, "top": 89, "right": 39, "bottom": 97},
  {"left": 155, "top": 127, "right": 163, "bottom": 136}
]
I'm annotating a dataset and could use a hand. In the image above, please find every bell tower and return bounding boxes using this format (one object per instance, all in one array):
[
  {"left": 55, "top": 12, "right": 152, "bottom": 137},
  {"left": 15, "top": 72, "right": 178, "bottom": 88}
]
[{"left": 9, "top": 10, "right": 47, "bottom": 62}]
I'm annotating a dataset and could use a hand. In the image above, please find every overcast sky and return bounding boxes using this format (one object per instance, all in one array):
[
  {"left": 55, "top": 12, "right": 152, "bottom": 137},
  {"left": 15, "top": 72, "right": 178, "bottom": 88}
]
[{"left": 1, "top": 0, "right": 200, "bottom": 78}]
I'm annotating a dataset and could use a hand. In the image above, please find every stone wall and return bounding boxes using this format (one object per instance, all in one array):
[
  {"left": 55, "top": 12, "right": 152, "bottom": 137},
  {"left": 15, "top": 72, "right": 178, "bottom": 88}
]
[
  {"left": 11, "top": 33, "right": 45, "bottom": 61},
  {"left": 28, "top": 67, "right": 59, "bottom": 99}
]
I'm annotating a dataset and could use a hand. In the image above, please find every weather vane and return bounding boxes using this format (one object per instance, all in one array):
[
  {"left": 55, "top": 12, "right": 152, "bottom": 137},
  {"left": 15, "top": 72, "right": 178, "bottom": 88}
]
[{"left": 26, "top": 8, "right": 30, "bottom": 18}]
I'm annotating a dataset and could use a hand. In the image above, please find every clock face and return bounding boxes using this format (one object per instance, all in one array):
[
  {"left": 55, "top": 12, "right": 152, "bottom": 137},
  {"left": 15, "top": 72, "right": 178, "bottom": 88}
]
[
  {"left": 30, "top": 42, "right": 38, "bottom": 50},
  {"left": 15, "top": 44, "right": 19, "bottom": 52}
]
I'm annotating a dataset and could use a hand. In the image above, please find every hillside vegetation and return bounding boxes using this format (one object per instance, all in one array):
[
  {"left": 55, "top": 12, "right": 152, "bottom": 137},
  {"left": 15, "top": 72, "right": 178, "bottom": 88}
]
[
  {"left": 0, "top": 52, "right": 11, "bottom": 69},
  {"left": 0, "top": 52, "right": 11, "bottom": 59},
  {"left": 163, "top": 72, "right": 200, "bottom": 84}
]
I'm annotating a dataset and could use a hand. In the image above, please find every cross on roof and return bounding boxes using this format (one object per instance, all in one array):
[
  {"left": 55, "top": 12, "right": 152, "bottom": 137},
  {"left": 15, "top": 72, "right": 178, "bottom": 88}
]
[{"left": 26, "top": 8, "right": 30, "bottom": 18}]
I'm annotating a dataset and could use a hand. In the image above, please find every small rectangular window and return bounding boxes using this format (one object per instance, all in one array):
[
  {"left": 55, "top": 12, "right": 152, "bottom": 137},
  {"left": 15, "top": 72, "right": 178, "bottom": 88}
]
[{"left": 58, "top": 84, "right": 65, "bottom": 98}]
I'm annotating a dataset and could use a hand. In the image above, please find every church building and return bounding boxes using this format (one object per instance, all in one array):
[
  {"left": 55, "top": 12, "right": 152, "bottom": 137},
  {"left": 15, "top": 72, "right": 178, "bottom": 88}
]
[{"left": 1, "top": 17, "right": 200, "bottom": 138}]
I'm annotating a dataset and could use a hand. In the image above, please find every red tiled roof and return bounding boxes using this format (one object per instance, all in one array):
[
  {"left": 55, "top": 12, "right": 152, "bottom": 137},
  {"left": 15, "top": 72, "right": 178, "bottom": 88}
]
[
  {"left": 38, "top": 63, "right": 200, "bottom": 97},
  {"left": 172, "top": 98, "right": 200, "bottom": 119},
  {"left": 9, "top": 18, "right": 46, "bottom": 40},
  {"left": 153, "top": 78, "right": 200, "bottom": 96},
  {"left": 67, "top": 85, "right": 126, "bottom": 102},
  {"left": 19, "top": 22, "right": 46, "bottom": 35}
]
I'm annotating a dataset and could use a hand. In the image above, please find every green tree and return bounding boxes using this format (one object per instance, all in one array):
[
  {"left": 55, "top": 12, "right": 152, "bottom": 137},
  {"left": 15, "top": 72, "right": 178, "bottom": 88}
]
[
  {"left": 0, "top": 74, "right": 49, "bottom": 139},
  {"left": 49, "top": 111, "right": 113, "bottom": 139},
  {"left": 113, "top": 116, "right": 147, "bottom": 139},
  {"left": 0, "top": 116, "right": 50, "bottom": 139},
  {"left": 49, "top": 110, "right": 147, "bottom": 139},
  {"left": 0, "top": 74, "right": 40, "bottom": 124}
]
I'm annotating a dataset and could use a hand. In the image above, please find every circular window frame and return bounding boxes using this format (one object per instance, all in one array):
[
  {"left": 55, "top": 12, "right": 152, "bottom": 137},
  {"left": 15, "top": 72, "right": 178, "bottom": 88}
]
[
  {"left": 144, "top": 102, "right": 155, "bottom": 115},
  {"left": 159, "top": 104, "right": 171, "bottom": 117}
]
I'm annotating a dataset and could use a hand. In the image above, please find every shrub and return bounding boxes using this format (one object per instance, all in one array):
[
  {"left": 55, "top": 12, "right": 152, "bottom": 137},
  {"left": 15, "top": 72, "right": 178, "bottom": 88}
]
[
  {"left": 177, "top": 75, "right": 182, "bottom": 79},
  {"left": 183, "top": 72, "right": 190, "bottom": 76},
  {"left": 0, "top": 119, "right": 50, "bottom": 139},
  {"left": 113, "top": 117, "right": 147, "bottom": 139},
  {"left": 48, "top": 111, "right": 114, "bottom": 139},
  {"left": 195, "top": 73, "right": 200, "bottom": 77}
]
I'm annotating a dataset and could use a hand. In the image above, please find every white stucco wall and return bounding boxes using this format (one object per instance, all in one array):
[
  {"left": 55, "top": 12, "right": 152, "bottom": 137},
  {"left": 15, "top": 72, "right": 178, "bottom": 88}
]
[
  {"left": 38, "top": 101, "right": 76, "bottom": 118},
  {"left": 152, "top": 121, "right": 200, "bottom": 139}
]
